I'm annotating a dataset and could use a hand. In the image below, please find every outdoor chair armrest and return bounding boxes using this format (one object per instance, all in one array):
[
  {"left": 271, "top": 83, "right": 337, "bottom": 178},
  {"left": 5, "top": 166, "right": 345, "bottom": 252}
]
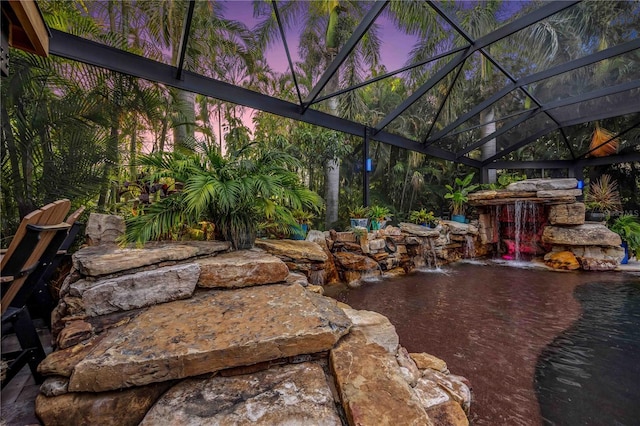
[{"left": 25, "top": 223, "right": 72, "bottom": 232}]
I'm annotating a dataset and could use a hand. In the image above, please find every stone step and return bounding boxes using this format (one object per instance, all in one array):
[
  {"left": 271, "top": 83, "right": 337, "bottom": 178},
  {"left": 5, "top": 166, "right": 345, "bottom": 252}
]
[
  {"left": 140, "top": 362, "right": 342, "bottom": 425},
  {"left": 196, "top": 249, "right": 289, "bottom": 288},
  {"left": 63, "top": 283, "right": 351, "bottom": 392},
  {"left": 254, "top": 239, "right": 328, "bottom": 262},
  {"left": 73, "top": 241, "right": 231, "bottom": 277},
  {"left": 69, "top": 263, "right": 200, "bottom": 316}
]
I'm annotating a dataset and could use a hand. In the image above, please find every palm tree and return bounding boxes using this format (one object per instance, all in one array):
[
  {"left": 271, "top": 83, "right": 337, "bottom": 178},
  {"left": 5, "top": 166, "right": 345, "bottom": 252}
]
[
  {"left": 123, "top": 142, "right": 323, "bottom": 249},
  {"left": 137, "top": 0, "right": 257, "bottom": 153},
  {"left": 255, "top": 0, "right": 381, "bottom": 228}
]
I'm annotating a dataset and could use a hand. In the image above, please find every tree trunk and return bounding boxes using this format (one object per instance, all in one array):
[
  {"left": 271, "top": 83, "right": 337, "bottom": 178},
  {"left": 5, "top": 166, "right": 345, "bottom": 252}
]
[
  {"left": 324, "top": 157, "right": 340, "bottom": 228},
  {"left": 98, "top": 109, "right": 120, "bottom": 210},
  {"left": 173, "top": 89, "right": 196, "bottom": 153},
  {"left": 480, "top": 108, "right": 496, "bottom": 184},
  {"left": 129, "top": 121, "right": 138, "bottom": 181}
]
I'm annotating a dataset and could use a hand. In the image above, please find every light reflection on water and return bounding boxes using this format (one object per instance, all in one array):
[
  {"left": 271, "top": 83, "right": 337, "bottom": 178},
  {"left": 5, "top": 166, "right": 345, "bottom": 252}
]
[{"left": 336, "top": 263, "right": 639, "bottom": 426}]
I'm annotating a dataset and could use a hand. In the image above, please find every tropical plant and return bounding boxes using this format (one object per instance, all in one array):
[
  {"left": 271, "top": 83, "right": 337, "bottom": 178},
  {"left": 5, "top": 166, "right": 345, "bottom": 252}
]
[
  {"left": 609, "top": 215, "right": 640, "bottom": 258},
  {"left": 122, "top": 142, "right": 323, "bottom": 249},
  {"left": 292, "top": 209, "right": 315, "bottom": 225},
  {"left": 255, "top": 0, "right": 381, "bottom": 228},
  {"left": 368, "top": 205, "right": 392, "bottom": 222},
  {"left": 348, "top": 205, "right": 369, "bottom": 219},
  {"left": 585, "top": 174, "right": 622, "bottom": 213},
  {"left": 444, "top": 173, "right": 479, "bottom": 217},
  {"left": 409, "top": 209, "right": 437, "bottom": 227}
]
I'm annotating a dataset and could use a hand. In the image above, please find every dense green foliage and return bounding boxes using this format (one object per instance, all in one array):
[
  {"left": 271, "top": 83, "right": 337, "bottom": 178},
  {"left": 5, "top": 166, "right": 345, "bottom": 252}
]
[
  {"left": 2, "top": 0, "right": 638, "bottom": 244},
  {"left": 122, "top": 143, "right": 322, "bottom": 248}
]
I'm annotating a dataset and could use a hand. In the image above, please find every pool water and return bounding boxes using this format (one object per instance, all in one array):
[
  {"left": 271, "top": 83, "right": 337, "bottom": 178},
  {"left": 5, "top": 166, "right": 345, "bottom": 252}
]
[{"left": 335, "top": 262, "right": 640, "bottom": 425}]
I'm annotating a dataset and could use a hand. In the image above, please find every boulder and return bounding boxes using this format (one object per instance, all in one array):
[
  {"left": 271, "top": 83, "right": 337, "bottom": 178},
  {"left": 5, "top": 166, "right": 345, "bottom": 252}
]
[
  {"left": 70, "top": 263, "right": 200, "bottom": 316},
  {"left": 443, "top": 221, "right": 479, "bottom": 236},
  {"left": 254, "top": 239, "right": 327, "bottom": 262},
  {"left": 330, "top": 330, "right": 433, "bottom": 426},
  {"left": 544, "top": 251, "right": 580, "bottom": 270},
  {"left": 410, "top": 352, "right": 448, "bottom": 373},
  {"left": 425, "top": 400, "right": 469, "bottom": 426},
  {"left": 197, "top": 250, "right": 288, "bottom": 288},
  {"left": 35, "top": 382, "right": 172, "bottom": 426},
  {"left": 40, "top": 377, "right": 69, "bottom": 397},
  {"left": 542, "top": 223, "right": 621, "bottom": 247},
  {"left": 467, "top": 190, "right": 497, "bottom": 201},
  {"left": 39, "top": 335, "right": 107, "bottom": 378},
  {"left": 84, "top": 213, "right": 125, "bottom": 246},
  {"left": 56, "top": 320, "right": 93, "bottom": 349},
  {"left": 285, "top": 271, "right": 309, "bottom": 286},
  {"left": 413, "top": 376, "right": 451, "bottom": 409},
  {"left": 566, "top": 245, "right": 625, "bottom": 271},
  {"left": 65, "top": 284, "right": 351, "bottom": 392},
  {"left": 506, "top": 178, "right": 577, "bottom": 191},
  {"left": 536, "top": 189, "right": 582, "bottom": 198},
  {"left": 548, "top": 203, "right": 585, "bottom": 225},
  {"left": 396, "top": 346, "right": 421, "bottom": 387},
  {"left": 334, "top": 231, "right": 357, "bottom": 243},
  {"left": 140, "top": 362, "right": 342, "bottom": 426},
  {"left": 342, "top": 308, "right": 399, "bottom": 353},
  {"left": 333, "top": 252, "right": 380, "bottom": 272},
  {"left": 73, "top": 241, "right": 230, "bottom": 277},
  {"left": 400, "top": 222, "right": 441, "bottom": 238},
  {"left": 369, "top": 238, "right": 386, "bottom": 251}
]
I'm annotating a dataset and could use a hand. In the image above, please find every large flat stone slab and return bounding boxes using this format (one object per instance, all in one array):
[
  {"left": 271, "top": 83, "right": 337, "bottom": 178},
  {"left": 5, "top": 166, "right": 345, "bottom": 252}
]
[
  {"left": 537, "top": 189, "right": 582, "bottom": 198},
  {"left": 542, "top": 223, "right": 621, "bottom": 246},
  {"left": 70, "top": 263, "right": 200, "bottom": 316},
  {"left": 400, "top": 222, "right": 441, "bottom": 237},
  {"left": 196, "top": 250, "right": 289, "bottom": 288},
  {"left": 330, "top": 330, "right": 433, "bottom": 426},
  {"left": 73, "top": 241, "right": 231, "bottom": 277},
  {"left": 443, "top": 221, "right": 479, "bottom": 236},
  {"left": 140, "top": 362, "right": 341, "bottom": 425},
  {"left": 254, "top": 239, "right": 328, "bottom": 262},
  {"left": 506, "top": 178, "right": 577, "bottom": 191},
  {"left": 67, "top": 284, "right": 351, "bottom": 392}
]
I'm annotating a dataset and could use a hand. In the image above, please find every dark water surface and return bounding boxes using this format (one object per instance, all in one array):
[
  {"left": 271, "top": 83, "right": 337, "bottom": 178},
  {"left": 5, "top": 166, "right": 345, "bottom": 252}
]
[{"left": 335, "top": 262, "right": 640, "bottom": 425}]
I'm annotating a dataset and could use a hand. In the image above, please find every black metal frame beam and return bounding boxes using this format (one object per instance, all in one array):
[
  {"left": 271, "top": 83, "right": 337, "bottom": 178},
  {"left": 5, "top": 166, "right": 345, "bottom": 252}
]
[
  {"left": 312, "top": 45, "right": 468, "bottom": 105},
  {"left": 301, "top": 0, "right": 388, "bottom": 110},
  {"left": 175, "top": 0, "right": 195, "bottom": 80},
  {"left": 49, "top": 29, "right": 481, "bottom": 168},
  {"left": 374, "top": 49, "right": 469, "bottom": 133},
  {"left": 490, "top": 152, "right": 640, "bottom": 170},
  {"left": 426, "top": 38, "right": 640, "bottom": 144},
  {"left": 454, "top": 80, "right": 639, "bottom": 158},
  {"left": 481, "top": 106, "right": 640, "bottom": 165},
  {"left": 375, "top": 0, "right": 577, "bottom": 135},
  {"left": 271, "top": 0, "right": 303, "bottom": 105},
  {"left": 455, "top": 108, "right": 539, "bottom": 157}
]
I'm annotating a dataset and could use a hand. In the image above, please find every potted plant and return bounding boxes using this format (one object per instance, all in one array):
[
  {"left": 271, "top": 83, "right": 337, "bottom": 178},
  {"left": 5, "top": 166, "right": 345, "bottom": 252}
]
[
  {"left": 444, "top": 172, "right": 479, "bottom": 223},
  {"left": 291, "top": 209, "right": 314, "bottom": 240},
  {"left": 348, "top": 205, "right": 369, "bottom": 229},
  {"left": 368, "top": 205, "right": 392, "bottom": 230},
  {"left": 409, "top": 209, "right": 437, "bottom": 228},
  {"left": 585, "top": 174, "right": 622, "bottom": 221},
  {"left": 609, "top": 215, "right": 640, "bottom": 264},
  {"left": 121, "top": 142, "right": 322, "bottom": 250}
]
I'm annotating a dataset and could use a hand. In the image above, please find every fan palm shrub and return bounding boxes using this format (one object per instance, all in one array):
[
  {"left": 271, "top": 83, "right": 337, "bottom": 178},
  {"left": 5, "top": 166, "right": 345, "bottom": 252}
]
[{"left": 122, "top": 142, "right": 323, "bottom": 249}]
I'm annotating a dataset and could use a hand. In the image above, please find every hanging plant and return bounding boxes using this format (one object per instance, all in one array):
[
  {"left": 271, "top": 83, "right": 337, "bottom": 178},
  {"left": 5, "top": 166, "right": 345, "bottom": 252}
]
[{"left": 587, "top": 123, "right": 618, "bottom": 157}]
